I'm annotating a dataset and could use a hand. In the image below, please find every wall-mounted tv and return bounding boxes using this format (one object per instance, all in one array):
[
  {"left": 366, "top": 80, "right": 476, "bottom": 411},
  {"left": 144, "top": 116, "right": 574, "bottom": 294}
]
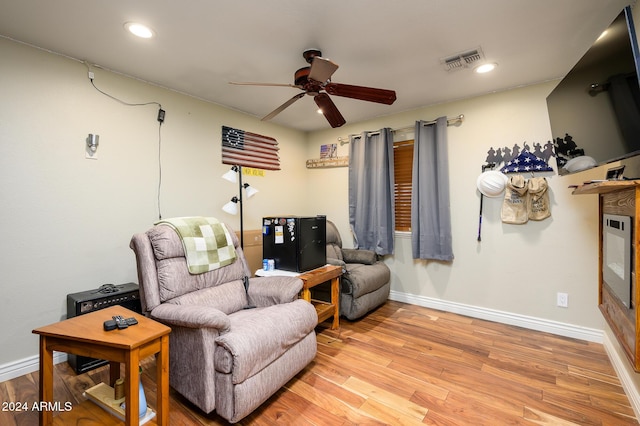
[{"left": 547, "top": 5, "right": 640, "bottom": 175}]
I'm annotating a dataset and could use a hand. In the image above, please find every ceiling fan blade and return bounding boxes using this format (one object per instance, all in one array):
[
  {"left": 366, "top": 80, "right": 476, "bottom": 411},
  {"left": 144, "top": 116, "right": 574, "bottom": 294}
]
[
  {"left": 325, "top": 82, "right": 396, "bottom": 105},
  {"left": 308, "top": 57, "right": 339, "bottom": 83},
  {"left": 261, "top": 92, "right": 306, "bottom": 121},
  {"left": 229, "top": 81, "right": 300, "bottom": 89},
  {"left": 314, "top": 93, "right": 346, "bottom": 128}
]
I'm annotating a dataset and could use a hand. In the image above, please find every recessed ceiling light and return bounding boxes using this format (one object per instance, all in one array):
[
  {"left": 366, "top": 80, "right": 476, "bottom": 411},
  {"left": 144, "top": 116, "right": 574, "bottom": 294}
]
[
  {"left": 124, "top": 22, "right": 155, "bottom": 39},
  {"left": 474, "top": 63, "right": 497, "bottom": 74}
]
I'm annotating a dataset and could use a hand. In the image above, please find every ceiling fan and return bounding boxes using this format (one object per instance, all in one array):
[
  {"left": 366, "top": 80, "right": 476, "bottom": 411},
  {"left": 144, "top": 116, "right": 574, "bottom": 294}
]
[{"left": 230, "top": 49, "right": 397, "bottom": 128}]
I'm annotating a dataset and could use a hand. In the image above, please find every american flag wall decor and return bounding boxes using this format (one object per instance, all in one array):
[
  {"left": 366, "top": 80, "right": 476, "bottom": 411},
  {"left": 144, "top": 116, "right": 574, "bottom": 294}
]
[{"left": 221, "top": 126, "right": 281, "bottom": 171}]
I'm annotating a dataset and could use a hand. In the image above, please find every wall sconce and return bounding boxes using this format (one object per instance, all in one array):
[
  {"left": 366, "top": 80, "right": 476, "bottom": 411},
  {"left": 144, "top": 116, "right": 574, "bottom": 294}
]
[{"left": 86, "top": 133, "right": 99, "bottom": 159}]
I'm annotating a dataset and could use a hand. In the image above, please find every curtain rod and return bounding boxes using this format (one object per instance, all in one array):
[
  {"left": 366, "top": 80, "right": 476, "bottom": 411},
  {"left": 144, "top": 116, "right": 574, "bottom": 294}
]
[{"left": 337, "top": 114, "right": 464, "bottom": 144}]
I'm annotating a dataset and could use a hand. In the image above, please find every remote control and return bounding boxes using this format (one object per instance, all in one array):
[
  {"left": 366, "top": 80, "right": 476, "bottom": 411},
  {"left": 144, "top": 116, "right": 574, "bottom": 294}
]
[
  {"left": 112, "top": 315, "right": 129, "bottom": 329},
  {"left": 125, "top": 317, "right": 138, "bottom": 326},
  {"left": 103, "top": 319, "right": 117, "bottom": 331}
]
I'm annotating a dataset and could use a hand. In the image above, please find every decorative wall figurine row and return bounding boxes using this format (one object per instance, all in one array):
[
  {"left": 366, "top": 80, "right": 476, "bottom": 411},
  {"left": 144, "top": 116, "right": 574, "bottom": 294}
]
[
  {"left": 484, "top": 142, "right": 555, "bottom": 169},
  {"left": 553, "top": 133, "right": 596, "bottom": 174},
  {"left": 483, "top": 134, "right": 589, "bottom": 174},
  {"left": 554, "top": 133, "right": 584, "bottom": 162}
]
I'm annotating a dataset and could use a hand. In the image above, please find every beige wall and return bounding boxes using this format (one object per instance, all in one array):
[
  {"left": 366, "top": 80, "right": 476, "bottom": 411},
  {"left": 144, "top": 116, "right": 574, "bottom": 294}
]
[
  {"left": 307, "top": 82, "right": 606, "bottom": 328},
  {"left": 0, "top": 37, "right": 308, "bottom": 365}
]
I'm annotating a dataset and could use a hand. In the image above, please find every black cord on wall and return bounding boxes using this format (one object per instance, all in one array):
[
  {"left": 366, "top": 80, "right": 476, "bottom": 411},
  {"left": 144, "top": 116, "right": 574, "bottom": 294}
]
[{"left": 83, "top": 61, "right": 166, "bottom": 220}]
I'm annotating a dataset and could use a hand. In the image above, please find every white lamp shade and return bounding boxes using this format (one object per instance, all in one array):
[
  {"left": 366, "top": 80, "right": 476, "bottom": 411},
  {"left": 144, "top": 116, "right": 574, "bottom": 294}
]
[
  {"left": 244, "top": 185, "right": 259, "bottom": 198},
  {"left": 222, "top": 169, "right": 237, "bottom": 183},
  {"left": 222, "top": 200, "right": 238, "bottom": 215}
]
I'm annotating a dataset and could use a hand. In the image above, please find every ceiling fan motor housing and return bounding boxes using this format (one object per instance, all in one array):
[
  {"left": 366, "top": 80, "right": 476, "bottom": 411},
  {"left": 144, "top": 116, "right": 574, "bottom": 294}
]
[
  {"left": 294, "top": 67, "right": 311, "bottom": 86},
  {"left": 303, "top": 48, "right": 322, "bottom": 64},
  {"left": 294, "top": 67, "right": 321, "bottom": 95}
]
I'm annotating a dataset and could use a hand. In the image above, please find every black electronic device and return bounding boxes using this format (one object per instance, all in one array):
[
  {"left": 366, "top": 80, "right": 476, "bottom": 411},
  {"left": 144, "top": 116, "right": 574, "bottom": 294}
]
[
  {"left": 262, "top": 216, "right": 326, "bottom": 272},
  {"left": 547, "top": 5, "right": 640, "bottom": 175},
  {"left": 66, "top": 282, "right": 141, "bottom": 373}
]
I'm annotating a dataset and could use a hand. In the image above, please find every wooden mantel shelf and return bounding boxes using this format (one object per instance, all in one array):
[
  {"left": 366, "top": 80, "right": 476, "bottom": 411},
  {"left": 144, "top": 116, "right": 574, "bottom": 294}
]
[{"left": 571, "top": 180, "right": 640, "bottom": 195}]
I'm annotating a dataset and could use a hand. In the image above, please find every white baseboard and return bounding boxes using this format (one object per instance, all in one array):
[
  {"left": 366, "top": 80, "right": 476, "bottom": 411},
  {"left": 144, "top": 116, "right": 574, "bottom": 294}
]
[
  {"left": 389, "top": 290, "right": 640, "bottom": 420},
  {"left": 389, "top": 290, "right": 603, "bottom": 342},
  {"left": 0, "top": 352, "right": 67, "bottom": 383},
  {"left": 602, "top": 332, "right": 640, "bottom": 420}
]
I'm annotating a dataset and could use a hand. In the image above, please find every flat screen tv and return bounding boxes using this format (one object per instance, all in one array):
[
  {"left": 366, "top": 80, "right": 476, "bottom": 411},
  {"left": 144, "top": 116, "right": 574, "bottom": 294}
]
[{"left": 547, "top": 6, "right": 640, "bottom": 175}]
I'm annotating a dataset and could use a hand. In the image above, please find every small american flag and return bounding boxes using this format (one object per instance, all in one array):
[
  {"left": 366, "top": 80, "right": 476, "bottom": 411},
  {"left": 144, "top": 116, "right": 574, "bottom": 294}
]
[
  {"left": 221, "top": 126, "right": 280, "bottom": 171},
  {"left": 500, "top": 150, "right": 553, "bottom": 174}
]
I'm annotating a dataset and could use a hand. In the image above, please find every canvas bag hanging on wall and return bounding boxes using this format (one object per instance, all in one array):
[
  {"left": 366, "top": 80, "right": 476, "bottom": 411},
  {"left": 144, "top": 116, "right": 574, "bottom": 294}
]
[
  {"left": 501, "top": 174, "right": 529, "bottom": 224},
  {"left": 527, "top": 177, "right": 551, "bottom": 221}
]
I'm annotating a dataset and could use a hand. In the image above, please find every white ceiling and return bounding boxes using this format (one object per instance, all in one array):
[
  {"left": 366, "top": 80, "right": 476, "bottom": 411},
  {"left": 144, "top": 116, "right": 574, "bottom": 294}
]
[{"left": 0, "top": 0, "right": 634, "bottom": 131}]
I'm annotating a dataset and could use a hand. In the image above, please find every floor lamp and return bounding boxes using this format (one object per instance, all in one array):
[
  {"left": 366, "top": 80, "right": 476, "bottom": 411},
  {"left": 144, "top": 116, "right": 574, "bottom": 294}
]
[{"left": 222, "top": 165, "right": 259, "bottom": 249}]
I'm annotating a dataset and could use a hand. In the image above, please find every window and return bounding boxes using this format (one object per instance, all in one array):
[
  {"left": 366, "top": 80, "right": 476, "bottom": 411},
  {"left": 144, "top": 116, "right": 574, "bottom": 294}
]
[{"left": 393, "top": 140, "right": 413, "bottom": 231}]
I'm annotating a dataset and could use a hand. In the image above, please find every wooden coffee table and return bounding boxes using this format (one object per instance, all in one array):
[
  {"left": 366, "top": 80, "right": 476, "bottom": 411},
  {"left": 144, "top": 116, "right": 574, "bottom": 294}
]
[{"left": 32, "top": 305, "right": 171, "bottom": 426}]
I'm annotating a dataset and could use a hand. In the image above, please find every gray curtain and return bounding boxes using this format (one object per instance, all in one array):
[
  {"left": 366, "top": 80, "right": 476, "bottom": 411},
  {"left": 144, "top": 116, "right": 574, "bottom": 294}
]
[
  {"left": 348, "top": 128, "right": 394, "bottom": 255},
  {"left": 411, "top": 117, "right": 454, "bottom": 261}
]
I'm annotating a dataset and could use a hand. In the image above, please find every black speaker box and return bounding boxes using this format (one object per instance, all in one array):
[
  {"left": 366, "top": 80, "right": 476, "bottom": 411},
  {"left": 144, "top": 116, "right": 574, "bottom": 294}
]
[{"left": 66, "top": 282, "right": 141, "bottom": 373}]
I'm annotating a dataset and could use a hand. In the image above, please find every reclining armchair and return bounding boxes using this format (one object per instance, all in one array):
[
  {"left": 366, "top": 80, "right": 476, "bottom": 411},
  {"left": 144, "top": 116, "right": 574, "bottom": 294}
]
[
  {"left": 325, "top": 220, "right": 391, "bottom": 320},
  {"left": 129, "top": 219, "right": 317, "bottom": 423}
]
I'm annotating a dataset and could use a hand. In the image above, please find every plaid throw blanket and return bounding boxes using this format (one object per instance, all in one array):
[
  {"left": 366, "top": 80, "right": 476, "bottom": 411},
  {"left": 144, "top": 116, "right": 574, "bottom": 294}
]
[{"left": 156, "top": 217, "right": 237, "bottom": 274}]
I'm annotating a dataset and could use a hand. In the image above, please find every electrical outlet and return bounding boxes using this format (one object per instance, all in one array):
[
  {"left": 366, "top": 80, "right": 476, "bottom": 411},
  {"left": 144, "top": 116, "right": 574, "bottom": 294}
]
[{"left": 557, "top": 292, "right": 568, "bottom": 308}]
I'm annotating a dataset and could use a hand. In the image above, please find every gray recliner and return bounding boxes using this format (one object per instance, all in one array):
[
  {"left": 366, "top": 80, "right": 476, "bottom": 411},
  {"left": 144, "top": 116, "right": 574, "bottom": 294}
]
[
  {"left": 129, "top": 220, "right": 317, "bottom": 423},
  {"left": 325, "top": 220, "right": 391, "bottom": 320}
]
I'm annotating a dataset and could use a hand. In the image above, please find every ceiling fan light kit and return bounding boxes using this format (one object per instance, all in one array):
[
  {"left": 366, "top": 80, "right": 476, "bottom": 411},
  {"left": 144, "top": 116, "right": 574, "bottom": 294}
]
[{"left": 230, "top": 49, "right": 397, "bottom": 128}]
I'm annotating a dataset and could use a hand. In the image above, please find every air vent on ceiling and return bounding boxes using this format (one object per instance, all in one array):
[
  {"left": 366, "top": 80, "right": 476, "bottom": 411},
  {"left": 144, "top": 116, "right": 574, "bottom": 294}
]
[{"left": 441, "top": 47, "right": 485, "bottom": 72}]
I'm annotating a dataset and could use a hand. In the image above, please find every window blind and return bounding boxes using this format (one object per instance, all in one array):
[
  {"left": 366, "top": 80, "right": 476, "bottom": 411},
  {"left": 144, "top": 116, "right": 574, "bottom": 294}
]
[{"left": 393, "top": 140, "right": 414, "bottom": 232}]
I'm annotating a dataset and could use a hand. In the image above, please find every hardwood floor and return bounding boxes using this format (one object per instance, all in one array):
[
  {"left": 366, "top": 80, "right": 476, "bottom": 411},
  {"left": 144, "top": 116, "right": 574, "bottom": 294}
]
[{"left": 1, "top": 301, "right": 637, "bottom": 425}]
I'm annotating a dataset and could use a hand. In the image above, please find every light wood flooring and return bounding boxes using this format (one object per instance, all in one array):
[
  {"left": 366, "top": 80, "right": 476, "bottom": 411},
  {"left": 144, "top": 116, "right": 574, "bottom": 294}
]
[{"left": 1, "top": 300, "right": 638, "bottom": 425}]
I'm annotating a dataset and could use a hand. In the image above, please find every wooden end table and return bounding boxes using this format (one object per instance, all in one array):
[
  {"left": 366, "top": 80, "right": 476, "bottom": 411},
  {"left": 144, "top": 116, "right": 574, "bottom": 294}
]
[
  {"left": 32, "top": 305, "right": 171, "bottom": 426},
  {"left": 257, "top": 264, "right": 342, "bottom": 329}
]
